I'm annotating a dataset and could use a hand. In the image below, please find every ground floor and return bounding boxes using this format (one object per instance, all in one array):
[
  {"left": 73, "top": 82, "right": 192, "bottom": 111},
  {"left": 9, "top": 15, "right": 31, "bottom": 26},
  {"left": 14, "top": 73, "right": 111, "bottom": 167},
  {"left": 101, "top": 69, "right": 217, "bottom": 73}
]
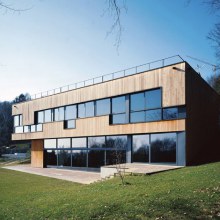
[{"left": 41, "top": 131, "right": 186, "bottom": 169}]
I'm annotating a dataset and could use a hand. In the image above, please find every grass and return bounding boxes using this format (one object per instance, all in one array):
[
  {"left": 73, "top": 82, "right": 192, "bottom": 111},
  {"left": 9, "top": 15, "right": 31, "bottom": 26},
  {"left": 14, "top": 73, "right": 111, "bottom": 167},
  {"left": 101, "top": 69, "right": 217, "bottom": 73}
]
[{"left": 0, "top": 162, "right": 219, "bottom": 220}]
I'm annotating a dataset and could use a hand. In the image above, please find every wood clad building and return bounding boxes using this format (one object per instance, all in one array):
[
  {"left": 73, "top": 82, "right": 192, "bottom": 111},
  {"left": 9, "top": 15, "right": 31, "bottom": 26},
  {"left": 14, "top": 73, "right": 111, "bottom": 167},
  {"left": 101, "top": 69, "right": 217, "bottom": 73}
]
[{"left": 12, "top": 59, "right": 220, "bottom": 168}]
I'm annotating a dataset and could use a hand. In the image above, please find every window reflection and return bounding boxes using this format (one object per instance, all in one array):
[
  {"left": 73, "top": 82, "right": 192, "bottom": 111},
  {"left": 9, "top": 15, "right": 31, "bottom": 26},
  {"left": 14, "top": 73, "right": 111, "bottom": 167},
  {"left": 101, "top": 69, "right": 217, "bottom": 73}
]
[
  {"left": 65, "top": 105, "right": 77, "bottom": 120},
  {"left": 88, "top": 150, "right": 105, "bottom": 168},
  {"left": 31, "top": 125, "right": 36, "bottom": 132},
  {"left": 88, "top": 137, "right": 105, "bottom": 148},
  {"left": 72, "top": 138, "right": 87, "bottom": 148},
  {"left": 106, "top": 136, "right": 127, "bottom": 149},
  {"left": 130, "top": 111, "right": 145, "bottom": 123},
  {"left": 44, "top": 109, "right": 52, "bottom": 123},
  {"left": 24, "top": 126, "right": 30, "bottom": 133},
  {"left": 112, "top": 96, "right": 126, "bottom": 114},
  {"left": 96, "top": 98, "right": 110, "bottom": 116},
  {"left": 145, "top": 89, "right": 161, "bottom": 109},
  {"left": 45, "top": 150, "right": 57, "bottom": 167},
  {"left": 72, "top": 150, "right": 87, "bottom": 167},
  {"left": 15, "top": 126, "right": 23, "bottom": 133},
  {"left": 85, "top": 101, "right": 94, "bottom": 117},
  {"left": 145, "top": 109, "right": 162, "bottom": 122},
  {"left": 57, "top": 150, "right": 71, "bottom": 167},
  {"left": 132, "top": 135, "right": 149, "bottom": 162},
  {"left": 14, "top": 115, "right": 19, "bottom": 127},
  {"left": 64, "top": 120, "right": 75, "bottom": 129},
  {"left": 44, "top": 139, "right": 56, "bottom": 149},
  {"left": 130, "top": 92, "right": 145, "bottom": 111},
  {"left": 112, "top": 113, "right": 126, "bottom": 124},
  {"left": 163, "top": 107, "right": 178, "bottom": 120},
  {"left": 106, "top": 150, "right": 126, "bottom": 165},
  {"left": 78, "top": 103, "right": 85, "bottom": 118},
  {"left": 38, "top": 111, "right": 44, "bottom": 123},
  {"left": 151, "top": 132, "right": 176, "bottom": 163},
  {"left": 57, "top": 138, "right": 71, "bottom": 148}
]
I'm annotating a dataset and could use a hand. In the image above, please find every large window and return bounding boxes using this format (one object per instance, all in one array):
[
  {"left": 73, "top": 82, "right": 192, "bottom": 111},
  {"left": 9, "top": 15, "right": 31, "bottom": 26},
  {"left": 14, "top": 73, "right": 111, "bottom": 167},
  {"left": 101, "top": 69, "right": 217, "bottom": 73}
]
[
  {"left": 72, "top": 138, "right": 87, "bottom": 148},
  {"left": 44, "top": 139, "right": 57, "bottom": 149},
  {"left": 14, "top": 115, "right": 22, "bottom": 127},
  {"left": 57, "top": 150, "right": 71, "bottom": 167},
  {"left": 88, "top": 136, "right": 105, "bottom": 148},
  {"left": 145, "top": 109, "right": 162, "bottom": 122},
  {"left": 112, "top": 96, "right": 126, "bottom": 124},
  {"left": 88, "top": 150, "right": 105, "bottom": 168},
  {"left": 96, "top": 98, "right": 110, "bottom": 116},
  {"left": 132, "top": 135, "right": 149, "bottom": 162},
  {"left": 85, "top": 101, "right": 94, "bottom": 117},
  {"left": 45, "top": 150, "right": 57, "bottom": 167},
  {"left": 106, "top": 136, "right": 127, "bottom": 149},
  {"left": 37, "top": 111, "right": 44, "bottom": 123},
  {"left": 163, "top": 106, "right": 186, "bottom": 120},
  {"left": 130, "top": 92, "right": 145, "bottom": 112},
  {"left": 65, "top": 105, "right": 77, "bottom": 120},
  {"left": 130, "top": 88, "right": 162, "bottom": 123},
  {"left": 151, "top": 132, "right": 176, "bottom": 163},
  {"left": 145, "top": 88, "right": 161, "bottom": 109},
  {"left": 57, "top": 138, "right": 71, "bottom": 148},
  {"left": 72, "top": 150, "right": 87, "bottom": 167},
  {"left": 78, "top": 103, "right": 86, "bottom": 118},
  {"left": 44, "top": 109, "right": 52, "bottom": 123}
]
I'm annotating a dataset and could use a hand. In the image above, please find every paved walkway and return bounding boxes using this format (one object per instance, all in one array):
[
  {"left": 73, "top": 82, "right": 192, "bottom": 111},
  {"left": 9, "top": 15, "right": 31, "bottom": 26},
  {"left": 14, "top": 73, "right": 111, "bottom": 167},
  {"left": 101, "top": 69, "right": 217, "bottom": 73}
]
[
  {"left": 3, "top": 165, "right": 101, "bottom": 184},
  {"left": 101, "top": 163, "right": 182, "bottom": 178},
  {"left": 123, "top": 163, "right": 182, "bottom": 174}
]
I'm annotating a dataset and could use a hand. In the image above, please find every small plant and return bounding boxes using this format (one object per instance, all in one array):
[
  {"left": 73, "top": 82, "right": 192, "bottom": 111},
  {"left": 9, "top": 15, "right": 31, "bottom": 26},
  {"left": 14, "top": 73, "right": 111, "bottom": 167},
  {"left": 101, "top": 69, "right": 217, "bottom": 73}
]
[{"left": 114, "top": 149, "right": 126, "bottom": 185}]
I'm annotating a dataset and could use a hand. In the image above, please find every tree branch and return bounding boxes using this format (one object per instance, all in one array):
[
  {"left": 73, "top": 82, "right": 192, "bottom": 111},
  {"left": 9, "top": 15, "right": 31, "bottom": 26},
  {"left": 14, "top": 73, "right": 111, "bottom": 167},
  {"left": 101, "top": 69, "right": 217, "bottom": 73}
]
[
  {"left": 0, "top": 1, "right": 32, "bottom": 13},
  {"left": 106, "top": 0, "right": 127, "bottom": 52}
]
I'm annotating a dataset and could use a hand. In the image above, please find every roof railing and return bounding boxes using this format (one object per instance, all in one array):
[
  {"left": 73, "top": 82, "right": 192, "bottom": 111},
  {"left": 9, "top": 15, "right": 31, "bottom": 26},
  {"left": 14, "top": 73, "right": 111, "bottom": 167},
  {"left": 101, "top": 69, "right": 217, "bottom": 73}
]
[{"left": 29, "top": 55, "right": 184, "bottom": 101}]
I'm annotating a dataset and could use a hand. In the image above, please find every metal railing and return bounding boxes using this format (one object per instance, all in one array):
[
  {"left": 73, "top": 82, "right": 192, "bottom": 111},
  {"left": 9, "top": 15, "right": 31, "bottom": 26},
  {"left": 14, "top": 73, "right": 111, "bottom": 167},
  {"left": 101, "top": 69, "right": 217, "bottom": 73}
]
[{"left": 29, "top": 55, "right": 184, "bottom": 101}]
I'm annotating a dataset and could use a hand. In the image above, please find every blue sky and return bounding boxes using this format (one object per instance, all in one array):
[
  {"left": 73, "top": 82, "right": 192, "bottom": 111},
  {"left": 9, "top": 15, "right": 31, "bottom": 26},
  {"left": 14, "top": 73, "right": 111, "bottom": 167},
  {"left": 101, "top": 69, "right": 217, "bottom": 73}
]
[{"left": 0, "top": 0, "right": 218, "bottom": 101}]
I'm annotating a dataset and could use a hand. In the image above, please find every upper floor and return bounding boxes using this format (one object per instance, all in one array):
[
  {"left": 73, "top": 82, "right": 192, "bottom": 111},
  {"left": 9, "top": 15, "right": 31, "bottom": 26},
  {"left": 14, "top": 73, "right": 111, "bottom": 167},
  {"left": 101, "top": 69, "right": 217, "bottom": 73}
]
[{"left": 12, "top": 59, "right": 187, "bottom": 140}]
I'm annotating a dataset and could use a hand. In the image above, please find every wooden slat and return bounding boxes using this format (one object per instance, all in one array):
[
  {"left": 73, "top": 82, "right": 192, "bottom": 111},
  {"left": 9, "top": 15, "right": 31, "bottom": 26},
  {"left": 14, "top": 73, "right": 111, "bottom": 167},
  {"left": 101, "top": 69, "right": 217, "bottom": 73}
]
[
  {"left": 31, "top": 139, "right": 44, "bottom": 168},
  {"left": 12, "top": 117, "right": 185, "bottom": 140}
]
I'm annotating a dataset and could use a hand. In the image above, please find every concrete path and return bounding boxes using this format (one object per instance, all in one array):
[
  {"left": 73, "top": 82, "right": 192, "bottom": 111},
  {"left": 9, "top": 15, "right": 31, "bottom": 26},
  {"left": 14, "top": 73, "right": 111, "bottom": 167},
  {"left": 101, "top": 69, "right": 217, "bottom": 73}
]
[
  {"left": 3, "top": 165, "right": 101, "bottom": 184},
  {"left": 101, "top": 163, "right": 182, "bottom": 178}
]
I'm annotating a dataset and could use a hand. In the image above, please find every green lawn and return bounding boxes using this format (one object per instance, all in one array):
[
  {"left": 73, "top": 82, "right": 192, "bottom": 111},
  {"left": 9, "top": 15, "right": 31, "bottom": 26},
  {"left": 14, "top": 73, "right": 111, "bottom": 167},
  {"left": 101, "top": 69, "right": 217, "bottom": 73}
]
[{"left": 0, "top": 163, "right": 219, "bottom": 220}]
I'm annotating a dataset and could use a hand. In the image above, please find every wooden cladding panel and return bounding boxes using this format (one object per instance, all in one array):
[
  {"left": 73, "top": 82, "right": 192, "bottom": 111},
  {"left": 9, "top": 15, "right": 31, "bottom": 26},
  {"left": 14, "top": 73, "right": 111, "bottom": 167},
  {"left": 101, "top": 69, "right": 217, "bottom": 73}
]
[
  {"left": 12, "top": 117, "right": 185, "bottom": 140},
  {"left": 12, "top": 63, "right": 186, "bottom": 125},
  {"left": 31, "top": 139, "right": 44, "bottom": 168}
]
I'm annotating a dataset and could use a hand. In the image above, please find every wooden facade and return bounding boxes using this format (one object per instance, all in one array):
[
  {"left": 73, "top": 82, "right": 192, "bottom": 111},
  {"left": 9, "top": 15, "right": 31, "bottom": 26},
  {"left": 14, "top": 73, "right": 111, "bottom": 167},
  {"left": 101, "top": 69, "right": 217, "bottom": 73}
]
[
  {"left": 12, "top": 63, "right": 186, "bottom": 126},
  {"left": 31, "top": 139, "right": 44, "bottom": 168}
]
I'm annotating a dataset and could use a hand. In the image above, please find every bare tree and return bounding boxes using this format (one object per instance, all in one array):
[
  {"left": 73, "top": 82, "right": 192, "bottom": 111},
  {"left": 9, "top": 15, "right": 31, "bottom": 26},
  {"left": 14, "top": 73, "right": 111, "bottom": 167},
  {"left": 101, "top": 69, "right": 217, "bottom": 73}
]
[
  {"left": 204, "top": 0, "right": 220, "bottom": 60},
  {"left": 207, "top": 72, "right": 220, "bottom": 94},
  {"left": 0, "top": 1, "right": 31, "bottom": 13},
  {"left": 105, "top": 0, "right": 127, "bottom": 51}
]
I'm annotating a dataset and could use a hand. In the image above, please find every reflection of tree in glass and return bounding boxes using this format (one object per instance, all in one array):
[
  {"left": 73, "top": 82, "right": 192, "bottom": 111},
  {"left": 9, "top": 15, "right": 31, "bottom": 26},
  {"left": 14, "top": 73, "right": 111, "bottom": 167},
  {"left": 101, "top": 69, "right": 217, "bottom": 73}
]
[
  {"left": 151, "top": 138, "right": 176, "bottom": 163},
  {"left": 89, "top": 137, "right": 105, "bottom": 148},
  {"left": 133, "top": 142, "right": 149, "bottom": 162},
  {"left": 72, "top": 150, "right": 86, "bottom": 167},
  {"left": 58, "top": 151, "right": 71, "bottom": 166},
  {"left": 106, "top": 137, "right": 126, "bottom": 149}
]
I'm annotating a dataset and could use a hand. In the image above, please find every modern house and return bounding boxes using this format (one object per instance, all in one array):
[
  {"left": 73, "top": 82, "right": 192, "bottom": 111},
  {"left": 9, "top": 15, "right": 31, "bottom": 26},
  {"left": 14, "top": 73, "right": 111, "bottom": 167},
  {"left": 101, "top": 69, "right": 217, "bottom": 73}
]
[{"left": 12, "top": 56, "right": 220, "bottom": 169}]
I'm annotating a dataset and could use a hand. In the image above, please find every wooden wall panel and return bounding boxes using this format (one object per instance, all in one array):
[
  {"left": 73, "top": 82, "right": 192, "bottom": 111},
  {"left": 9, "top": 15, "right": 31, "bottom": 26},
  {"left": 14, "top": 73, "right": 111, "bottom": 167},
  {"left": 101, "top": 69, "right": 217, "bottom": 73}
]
[
  {"left": 31, "top": 139, "right": 44, "bottom": 168},
  {"left": 12, "top": 63, "right": 186, "bottom": 125},
  {"left": 12, "top": 117, "right": 185, "bottom": 140},
  {"left": 185, "top": 63, "right": 220, "bottom": 165}
]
